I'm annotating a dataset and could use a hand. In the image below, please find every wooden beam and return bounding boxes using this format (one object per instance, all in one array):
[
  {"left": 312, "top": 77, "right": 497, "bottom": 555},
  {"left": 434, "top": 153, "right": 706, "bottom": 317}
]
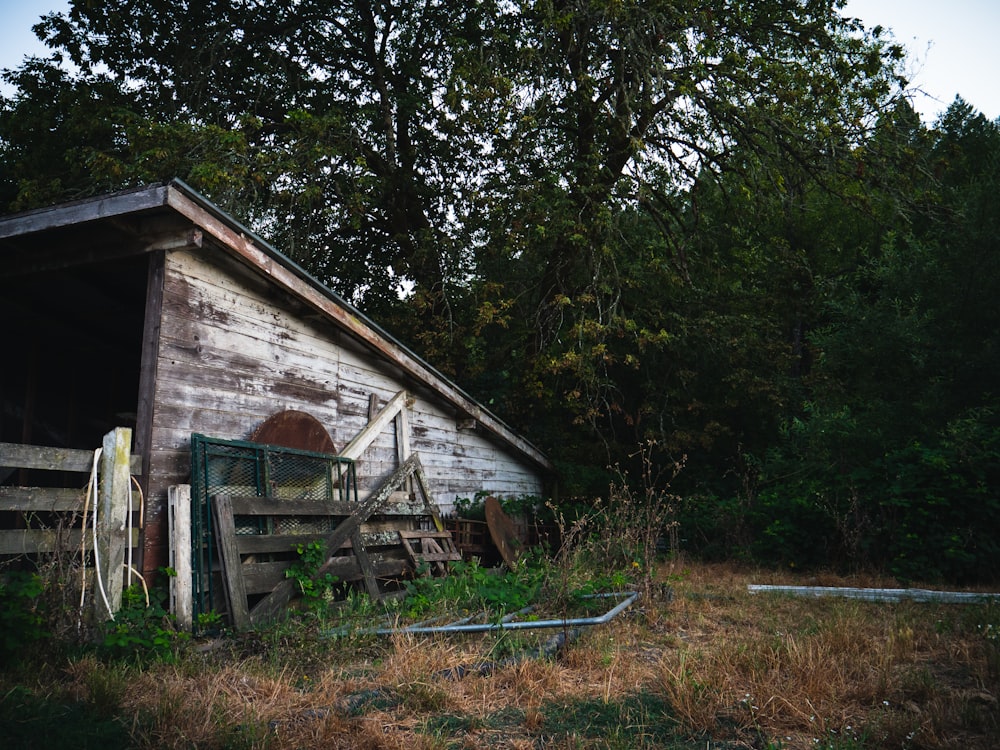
[
  {"left": 135, "top": 249, "right": 165, "bottom": 579},
  {"left": 212, "top": 494, "right": 251, "bottom": 631},
  {"left": 168, "top": 485, "right": 193, "bottom": 631},
  {"left": 0, "top": 528, "right": 139, "bottom": 556},
  {"left": 96, "top": 427, "right": 132, "bottom": 618},
  {"left": 0, "top": 442, "right": 142, "bottom": 474},
  {"left": 226, "top": 496, "right": 356, "bottom": 517},
  {"left": 350, "top": 528, "right": 381, "bottom": 600},
  {"left": 0, "top": 486, "right": 141, "bottom": 513},
  {"left": 339, "top": 390, "right": 407, "bottom": 461},
  {"left": 0, "top": 185, "right": 170, "bottom": 240}
]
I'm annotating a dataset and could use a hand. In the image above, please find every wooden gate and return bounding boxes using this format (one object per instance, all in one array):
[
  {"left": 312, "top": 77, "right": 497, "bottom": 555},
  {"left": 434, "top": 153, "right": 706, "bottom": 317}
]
[{"left": 0, "top": 427, "right": 142, "bottom": 620}]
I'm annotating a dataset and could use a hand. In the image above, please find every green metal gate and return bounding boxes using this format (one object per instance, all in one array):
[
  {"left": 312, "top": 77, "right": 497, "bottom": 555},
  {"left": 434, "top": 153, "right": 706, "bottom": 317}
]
[{"left": 189, "top": 433, "right": 358, "bottom": 620}]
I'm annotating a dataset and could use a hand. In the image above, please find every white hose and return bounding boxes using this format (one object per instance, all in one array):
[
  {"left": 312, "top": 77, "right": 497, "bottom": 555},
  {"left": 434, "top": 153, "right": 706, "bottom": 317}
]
[
  {"left": 77, "top": 448, "right": 102, "bottom": 631},
  {"left": 91, "top": 450, "right": 115, "bottom": 621}
]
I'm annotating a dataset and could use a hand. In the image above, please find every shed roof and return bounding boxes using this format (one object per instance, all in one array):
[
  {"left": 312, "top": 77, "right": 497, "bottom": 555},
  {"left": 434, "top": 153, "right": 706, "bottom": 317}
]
[{"left": 0, "top": 179, "right": 553, "bottom": 472}]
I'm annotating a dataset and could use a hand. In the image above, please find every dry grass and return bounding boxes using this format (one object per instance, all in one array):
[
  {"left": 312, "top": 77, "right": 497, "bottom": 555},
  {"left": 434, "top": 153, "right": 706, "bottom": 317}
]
[{"left": 3, "top": 560, "right": 998, "bottom": 749}]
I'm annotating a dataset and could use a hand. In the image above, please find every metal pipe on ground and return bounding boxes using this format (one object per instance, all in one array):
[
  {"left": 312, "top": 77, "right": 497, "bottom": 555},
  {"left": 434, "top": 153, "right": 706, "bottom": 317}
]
[
  {"left": 370, "top": 591, "right": 640, "bottom": 635},
  {"left": 748, "top": 585, "right": 1000, "bottom": 604}
]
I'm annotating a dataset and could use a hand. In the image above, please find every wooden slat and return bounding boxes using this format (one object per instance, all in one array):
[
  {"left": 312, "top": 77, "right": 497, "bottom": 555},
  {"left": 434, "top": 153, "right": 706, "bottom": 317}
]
[
  {"left": 212, "top": 495, "right": 251, "bottom": 631},
  {"left": 351, "top": 528, "right": 381, "bottom": 599},
  {"left": 0, "top": 442, "right": 143, "bottom": 474},
  {"left": 234, "top": 533, "right": 352, "bottom": 556},
  {"left": 398, "top": 530, "right": 462, "bottom": 572},
  {"left": 0, "top": 528, "right": 140, "bottom": 556},
  {"left": 339, "top": 390, "right": 407, "bottom": 461},
  {"left": 242, "top": 557, "right": 410, "bottom": 595},
  {"left": 227, "top": 496, "right": 354, "bottom": 516},
  {"left": 0, "top": 486, "right": 143, "bottom": 513},
  {"left": 229, "top": 529, "right": 411, "bottom": 557},
  {"left": 398, "top": 530, "right": 458, "bottom": 540},
  {"left": 226, "top": 494, "right": 426, "bottom": 518}
]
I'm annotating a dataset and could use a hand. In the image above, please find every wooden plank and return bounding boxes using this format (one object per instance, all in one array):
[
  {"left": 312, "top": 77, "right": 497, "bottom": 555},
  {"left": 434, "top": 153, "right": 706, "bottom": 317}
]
[
  {"left": 234, "top": 534, "right": 351, "bottom": 556},
  {"left": 224, "top": 494, "right": 424, "bottom": 518},
  {"left": 227, "top": 497, "right": 355, "bottom": 517},
  {"left": 242, "top": 557, "right": 409, "bottom": 595},
  {"left": 168, "top": 485, "right": 193, "bottom": 631},
  {"left": 0, "top": 528, "right": 140, "bottom": 556},
  {"left": 249, "top": 453, "right": 421, "bottom": 625},
  {"left": 212, "top": 495, "right": 251, "bottom": 631},
  {"left": 351, "top": 528, "right": 381, "bottom": 600},
  {"left": 0, "top": 184, "right": 169, "bottom": 240},
  {"left": 134, "top": 249, "right": 166, "bottom": 576},
  {"left": 0, "top": 486, "right": 143, "bottom": 513},
  {"left": 0, "top": 442, "right": 143, "bottom": 475},
  {"left": 412, "top": 460, "right": 445, "bottom": 533},
  {"left": 398, "top": 530, "right": 461, "bottom": 541}
]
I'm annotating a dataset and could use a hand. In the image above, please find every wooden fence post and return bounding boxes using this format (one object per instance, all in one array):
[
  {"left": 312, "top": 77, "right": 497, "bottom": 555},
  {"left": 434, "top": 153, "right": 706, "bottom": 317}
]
[
  {"left": 168, "top": 485, "right": 193, "bottom": 631},
  {"left": 95, "top": 427, "right": 132, "bottom": 620}
]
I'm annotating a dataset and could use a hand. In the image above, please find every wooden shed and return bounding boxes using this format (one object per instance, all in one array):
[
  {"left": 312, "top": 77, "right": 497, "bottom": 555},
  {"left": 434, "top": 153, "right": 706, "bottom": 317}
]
[{"left": 0, "top": 180, "right": 554, "bottom": 617}]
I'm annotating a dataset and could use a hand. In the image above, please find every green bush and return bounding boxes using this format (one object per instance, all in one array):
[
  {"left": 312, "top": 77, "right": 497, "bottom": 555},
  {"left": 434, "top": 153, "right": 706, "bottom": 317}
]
[
  {"left": 741, "top": 405, "right": 1000, "bottom": 582},
  {"left": 0, "top": 570, "right": 49, "bottom": 666},
  {"left": 100, "top": 582, "right": 188, "bottom": 663}
]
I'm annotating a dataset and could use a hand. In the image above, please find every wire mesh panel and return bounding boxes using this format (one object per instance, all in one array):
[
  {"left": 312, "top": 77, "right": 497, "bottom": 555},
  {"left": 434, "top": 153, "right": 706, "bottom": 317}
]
[{"left": 189, "top": 433, "right": 357, "bottom": 620}]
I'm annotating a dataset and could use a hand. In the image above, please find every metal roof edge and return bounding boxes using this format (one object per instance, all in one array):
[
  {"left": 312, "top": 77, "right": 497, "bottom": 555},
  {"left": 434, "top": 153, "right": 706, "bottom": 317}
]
[{"left": 0, "top": 183, "right": 171, "bottom": 239}]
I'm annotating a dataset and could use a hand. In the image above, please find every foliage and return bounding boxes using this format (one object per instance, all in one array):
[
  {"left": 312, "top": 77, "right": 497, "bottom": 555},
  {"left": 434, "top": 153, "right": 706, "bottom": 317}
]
[
  {"left": 401, "top": 557, "right": 545, "bottom": 620},
  {"left": 451, "top": 491, "right": 548, "bottom": 522},
  {"left": 0, "top": 570, "right": 49, "bottom": 666},
  {"left": 728, "top": 101, "right": 1000, "bottom": 581},
  {"left": 285, "top": 540, "right": 340, "bottom": 616},
  {"left": 100, "top": 582, "right": 188, "bottom": 663}
]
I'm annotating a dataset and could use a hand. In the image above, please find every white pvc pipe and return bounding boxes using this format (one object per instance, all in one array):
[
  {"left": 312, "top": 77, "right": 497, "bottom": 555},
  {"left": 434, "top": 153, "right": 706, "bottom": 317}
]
[{"left": 748, "top": 585, "right": 1000, "bottom": 604}]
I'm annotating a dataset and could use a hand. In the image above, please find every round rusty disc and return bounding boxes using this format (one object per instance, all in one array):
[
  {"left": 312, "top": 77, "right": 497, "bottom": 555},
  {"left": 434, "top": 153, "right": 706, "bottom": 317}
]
[
  {"left": 485, "top": 496, "right": 523, "bottom": 567},
  {"left": 249, "top": 410, "right": 337, "bottom": 454}
]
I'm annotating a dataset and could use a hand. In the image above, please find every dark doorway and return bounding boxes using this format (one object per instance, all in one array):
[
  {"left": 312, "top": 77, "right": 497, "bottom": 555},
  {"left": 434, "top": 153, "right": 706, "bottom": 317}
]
[{"left": 1, "top": 254, "right": 149, "bottom": 471}]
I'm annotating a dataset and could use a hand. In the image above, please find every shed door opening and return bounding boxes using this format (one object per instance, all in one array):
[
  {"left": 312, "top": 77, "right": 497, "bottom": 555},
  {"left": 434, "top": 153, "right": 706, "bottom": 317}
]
[{"left": 1, "top": 254, "right": 149, "bottom": 478}]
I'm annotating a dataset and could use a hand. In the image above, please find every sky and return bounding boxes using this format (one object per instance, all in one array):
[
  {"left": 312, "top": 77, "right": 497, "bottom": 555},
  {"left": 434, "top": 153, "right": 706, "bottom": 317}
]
[{"left": 0, "top": 0, "right": 998, "bottom": 123}]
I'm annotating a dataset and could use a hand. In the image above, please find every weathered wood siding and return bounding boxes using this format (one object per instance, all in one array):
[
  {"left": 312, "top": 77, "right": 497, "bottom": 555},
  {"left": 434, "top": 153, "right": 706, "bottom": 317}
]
[{"left": 142, "top": 244, "right": 544, "bottom": 571}]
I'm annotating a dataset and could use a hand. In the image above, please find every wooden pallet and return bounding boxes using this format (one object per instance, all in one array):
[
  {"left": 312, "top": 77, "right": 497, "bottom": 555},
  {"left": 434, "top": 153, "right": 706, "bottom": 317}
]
[
  {"left": 398, "top": 530, "right": 462, "bottom": 575},
  {"left": 212, "top": 453, "right": 454, "bottom": 629}
]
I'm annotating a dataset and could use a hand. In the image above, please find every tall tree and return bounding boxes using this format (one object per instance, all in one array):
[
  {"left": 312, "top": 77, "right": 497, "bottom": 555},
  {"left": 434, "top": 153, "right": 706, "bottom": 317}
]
[
  {"left": 1, "top": 0, "right": 512, "bottom": 316},
  {"left": 735, "top": 99, "right": 1000, "bottom": 579},
  {"left": 470, "top": 0, "right": 904, "bottom": 482}
]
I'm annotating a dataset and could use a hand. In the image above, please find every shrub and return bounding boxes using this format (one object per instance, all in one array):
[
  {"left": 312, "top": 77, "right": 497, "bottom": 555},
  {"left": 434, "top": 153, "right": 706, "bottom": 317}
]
[{"left": 0, "top": 570, "right": 49, "bottom": 666}]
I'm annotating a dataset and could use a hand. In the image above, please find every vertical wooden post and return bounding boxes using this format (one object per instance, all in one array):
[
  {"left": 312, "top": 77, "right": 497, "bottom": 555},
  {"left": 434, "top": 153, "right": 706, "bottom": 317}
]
[
  {"left": 168, "top": 484, "right": 193, "bottom": 631},
  {"left": 395, "top": 396, "right": 412, "bottom": 495},
  {"left": 96, "top": 427, "right": 132, "bottom": 619}
]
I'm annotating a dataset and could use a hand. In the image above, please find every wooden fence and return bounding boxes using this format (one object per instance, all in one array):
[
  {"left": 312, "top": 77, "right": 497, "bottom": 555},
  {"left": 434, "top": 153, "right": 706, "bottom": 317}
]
[{"left": 0, "top": 427, "right": 142, "bottom": 620}]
